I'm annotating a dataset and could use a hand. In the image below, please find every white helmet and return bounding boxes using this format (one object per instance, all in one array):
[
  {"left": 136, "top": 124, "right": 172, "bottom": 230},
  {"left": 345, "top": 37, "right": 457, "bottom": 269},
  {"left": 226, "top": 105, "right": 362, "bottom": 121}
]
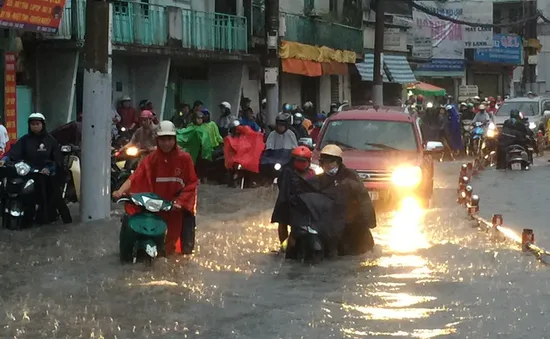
[
  {"left": 261, "top": 98, "right": 267, "bottom": 105},
  {"left": 478, "top": 104, "right": 486, "bottom": 110},
  {"left": 156, "top": 120, "right": 177, "bottom": 137},
  {"left": 120, "top": 95, "right": 131, "bottom": 102},
  {"left": 28, "top": 113, "right": 46, "bottom": 122},
  {"left": 220, "top": 101, "right": 231, "bottom": 110},
  {"left": 303, "top": 101, "right": 313, "bottom": 109}
]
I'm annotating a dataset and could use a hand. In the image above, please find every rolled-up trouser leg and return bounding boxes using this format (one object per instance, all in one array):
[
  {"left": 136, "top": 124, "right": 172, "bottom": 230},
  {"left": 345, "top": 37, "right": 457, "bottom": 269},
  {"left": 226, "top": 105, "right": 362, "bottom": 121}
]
[{"left": 181, "top": 210, "right": 196, "bottom": 254}]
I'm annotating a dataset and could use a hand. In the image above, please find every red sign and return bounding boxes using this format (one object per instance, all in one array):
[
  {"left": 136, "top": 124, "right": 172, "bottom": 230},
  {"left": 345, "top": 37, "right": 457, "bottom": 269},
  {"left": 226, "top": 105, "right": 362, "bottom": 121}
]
[
  {"left": 0, "top": 0, "right": 67, "bottom": 33},
  {"left": 5, "top": 52, "right": 17, "bottom": 142}
]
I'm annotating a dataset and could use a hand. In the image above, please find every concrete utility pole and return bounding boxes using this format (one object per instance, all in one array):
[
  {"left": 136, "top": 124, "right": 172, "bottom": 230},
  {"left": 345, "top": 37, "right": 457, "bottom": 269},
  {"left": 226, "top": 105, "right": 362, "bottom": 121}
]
[
  {"left": 81, "top": 0, "right": 113, "bottom": 222},
  {"left": 522, "top": 0, "right": 538, "bottom": 95},
  {"left": 373, "top": 0, "right": 385, "bottom": 106},
  {"left": 265, "top": 0, "right": 280, "bottom": 125}
]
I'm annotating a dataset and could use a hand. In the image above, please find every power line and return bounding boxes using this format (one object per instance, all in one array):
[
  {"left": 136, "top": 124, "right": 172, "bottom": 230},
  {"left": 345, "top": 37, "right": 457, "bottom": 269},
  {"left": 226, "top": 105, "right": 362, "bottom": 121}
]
[{"left": 403, "top": 0, "right": 545, "bottom": 28}]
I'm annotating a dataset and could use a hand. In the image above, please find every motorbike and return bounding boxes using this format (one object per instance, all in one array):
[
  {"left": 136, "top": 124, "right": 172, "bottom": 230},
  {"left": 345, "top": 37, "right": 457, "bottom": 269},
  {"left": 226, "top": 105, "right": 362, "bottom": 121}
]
[
  {"left": 481, "top": 122, "right": 498, "bottom": 158},
  {"left": 111, "top": 147, "right": 131, "bottom": 192},
  {"left": 471, "top": 122, "right": 487, "bottom": 156},
  {"left": 506, "top": 144, "right": 531, "bottom": 171},
  {"left": 260, "top": 149, "right": 292, "bottom": 186},
  {"left": 117, "top": 192, "right": 173, "bottom": 265},
  {"left": 0, "top": 162, "right": 43, "bottom": 230},
  {"left": 288, "top": 217, "right": 324, "bottom": 263},
  {"left": 60, "top": 144, "right": 81, "bottom": 204},
  {"left": 461, "top": 119, "right": 473, "bottom": 155}
]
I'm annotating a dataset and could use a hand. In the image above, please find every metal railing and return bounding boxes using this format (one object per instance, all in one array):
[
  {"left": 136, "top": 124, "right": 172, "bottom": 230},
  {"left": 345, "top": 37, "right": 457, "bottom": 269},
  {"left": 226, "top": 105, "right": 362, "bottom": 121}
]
[
  {"left": 181, "top": 9, "right": 248, "bottom": 53},
  {"left": 282, "top": 12, "right": 363, "bottom": 53},
  {"left": 112, "top": 1, "right": 167, "bottom": 46}
]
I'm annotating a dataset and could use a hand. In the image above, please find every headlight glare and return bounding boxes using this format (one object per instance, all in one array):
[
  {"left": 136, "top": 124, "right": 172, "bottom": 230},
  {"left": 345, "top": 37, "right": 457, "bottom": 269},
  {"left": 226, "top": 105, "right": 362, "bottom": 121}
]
[
  {"left": 392, "top": 166, "right": 422, "bottom": 187},
  {"left": 529, "top": 122, "right": 537, "bottom": 130},
  {"left": 310, "top": 163, "right": 324, "bottom": 175}
]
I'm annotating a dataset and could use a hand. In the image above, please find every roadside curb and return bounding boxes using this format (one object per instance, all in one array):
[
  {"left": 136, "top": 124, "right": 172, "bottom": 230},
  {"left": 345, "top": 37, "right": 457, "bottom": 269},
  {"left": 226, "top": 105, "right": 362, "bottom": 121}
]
[{"left": 456, "top": 153, "right": 550, "bottom": 265}]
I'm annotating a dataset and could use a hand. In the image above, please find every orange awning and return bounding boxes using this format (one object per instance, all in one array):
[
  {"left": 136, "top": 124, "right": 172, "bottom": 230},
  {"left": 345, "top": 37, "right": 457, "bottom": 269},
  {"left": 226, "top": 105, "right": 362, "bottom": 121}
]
[
  {"left": 321, "top": 61, "right": 349, "bottom": 75},
  {"left": 282, "top": 58, "right": 322, "bottom": 77}
]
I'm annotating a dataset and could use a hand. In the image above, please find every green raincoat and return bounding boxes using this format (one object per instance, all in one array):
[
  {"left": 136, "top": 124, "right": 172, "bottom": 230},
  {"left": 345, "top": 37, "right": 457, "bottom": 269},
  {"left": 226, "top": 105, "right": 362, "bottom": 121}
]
[{"left": 176, "top": 124, "right": 214, "bottom": 163}]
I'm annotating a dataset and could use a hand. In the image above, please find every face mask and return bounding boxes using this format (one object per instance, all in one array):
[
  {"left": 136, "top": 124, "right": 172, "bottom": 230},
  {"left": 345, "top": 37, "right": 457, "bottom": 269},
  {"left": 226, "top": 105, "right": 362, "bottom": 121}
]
[{"left": 326, "top": 166, "right": 339, "bottom": 176}]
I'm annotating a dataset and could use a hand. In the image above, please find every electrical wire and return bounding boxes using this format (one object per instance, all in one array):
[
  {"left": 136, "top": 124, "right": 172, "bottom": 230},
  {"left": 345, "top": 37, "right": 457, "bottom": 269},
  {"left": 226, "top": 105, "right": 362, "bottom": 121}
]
[{"left": 402, "top": 0, "right": 544, "bottom": 28}]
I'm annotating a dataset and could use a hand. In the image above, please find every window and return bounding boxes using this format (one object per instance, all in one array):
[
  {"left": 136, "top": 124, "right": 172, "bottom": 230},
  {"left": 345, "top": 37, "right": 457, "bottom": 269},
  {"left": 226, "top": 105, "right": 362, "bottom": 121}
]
[
  {"left": 320, "top": 120, "right": 419, "bottom": 151},
  {"left": 113, "top": 0, "right": 149, "bottom": 17},
  {"left": 496, "top": 101, "right": 540, "bottom": 117},
  {"left": 330, "top": 75, "right": 339, "bottom": 104}
]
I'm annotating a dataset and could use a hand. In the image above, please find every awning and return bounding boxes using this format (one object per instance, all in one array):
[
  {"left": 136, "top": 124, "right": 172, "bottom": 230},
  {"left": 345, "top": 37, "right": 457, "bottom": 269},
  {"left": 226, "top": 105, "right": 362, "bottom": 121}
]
[
  {"left": 355, "top": 54, "right": 389, "bottom": 82},
  {"left": 406, "top": 82, "right": 447, "bottom": 96},
  {"left": 282, "top": 58, "right": 322, "bottom": 77},
  {"left": 321, "top": 61, "right": 349, "bottom": 75},
  {"left": 383, "top": 55, "right": 416, "bottom": 84}
]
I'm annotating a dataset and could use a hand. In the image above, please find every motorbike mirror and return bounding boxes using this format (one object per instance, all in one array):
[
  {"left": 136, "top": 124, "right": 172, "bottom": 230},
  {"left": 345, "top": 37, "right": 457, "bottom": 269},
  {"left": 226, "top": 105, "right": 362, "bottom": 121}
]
[
  {"left": 298, "top": 137, "right": 313, "bottom": 148},
  {"left": 116, "top": 197, "right": 131, "bottom": 204},
  {"left": 425, "top": 141, "right": 444, "bottom": 152}
]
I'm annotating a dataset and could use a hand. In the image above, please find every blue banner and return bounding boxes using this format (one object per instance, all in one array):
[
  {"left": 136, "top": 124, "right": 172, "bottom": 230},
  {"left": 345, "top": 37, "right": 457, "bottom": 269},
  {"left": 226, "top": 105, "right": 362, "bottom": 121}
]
[
  {"left": 416, "top": 58, "right": 465, "bottom": 72},
  {"left": 474, "top": 34, "right": 522, "bottom": 65}
]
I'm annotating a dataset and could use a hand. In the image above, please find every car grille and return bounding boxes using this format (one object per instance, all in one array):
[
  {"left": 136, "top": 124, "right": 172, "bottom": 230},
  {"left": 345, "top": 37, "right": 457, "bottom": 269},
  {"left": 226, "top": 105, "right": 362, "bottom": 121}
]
[{"left": 356, "top": 170, "right": 392, "bottom": 182}]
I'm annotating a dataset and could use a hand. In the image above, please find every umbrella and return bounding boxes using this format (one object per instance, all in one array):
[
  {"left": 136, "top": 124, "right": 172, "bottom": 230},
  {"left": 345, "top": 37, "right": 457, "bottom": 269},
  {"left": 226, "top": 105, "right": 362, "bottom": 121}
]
[{"left": 407, "top": 82, "right": 447, "bottom": 96}]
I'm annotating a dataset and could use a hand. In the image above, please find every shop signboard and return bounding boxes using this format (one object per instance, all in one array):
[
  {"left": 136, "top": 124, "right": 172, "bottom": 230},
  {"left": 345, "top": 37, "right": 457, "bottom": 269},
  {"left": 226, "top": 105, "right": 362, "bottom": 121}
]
[
  {"left": 5, "top": 52, "right": 17, "bottom": 142},
  {"left": 474, "top": 34, "right": 523, "bottom": 65},
  {"left": 0, "top": 0, "right": 67, "bottom": 33},
  {"left": 416, "top": 58, "right": 464, "bottom": 72},
  {"left": 458, "top": 85, "right": 479, "bottom": 101},
  {"left": 462, "top": 1, "right": 493, "bottom": 49}
]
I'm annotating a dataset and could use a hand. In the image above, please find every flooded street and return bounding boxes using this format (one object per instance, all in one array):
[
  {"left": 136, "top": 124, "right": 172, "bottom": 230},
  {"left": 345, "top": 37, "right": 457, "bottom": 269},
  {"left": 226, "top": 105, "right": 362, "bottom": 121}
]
[{"left": 1, "top": 161, "right": 550, "bottom": 338}]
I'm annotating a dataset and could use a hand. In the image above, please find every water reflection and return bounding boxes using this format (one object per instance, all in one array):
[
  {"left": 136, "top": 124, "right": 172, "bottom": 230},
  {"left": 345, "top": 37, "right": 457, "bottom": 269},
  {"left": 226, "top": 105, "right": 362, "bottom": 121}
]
[{"left": 344, "top": 198, "right": 455, "bottom": 337}]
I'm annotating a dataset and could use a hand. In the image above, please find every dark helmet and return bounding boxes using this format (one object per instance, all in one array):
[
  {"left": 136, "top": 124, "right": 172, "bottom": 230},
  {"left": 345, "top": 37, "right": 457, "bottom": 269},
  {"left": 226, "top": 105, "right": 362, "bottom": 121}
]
[
  {"left": 510, "top": 109, "right": 523, "bottom": 120},
  {"left": 276, "top": 113, "right": 291, "bottom": 126},
  {"left": 139, "top": 99, "right": 152, "bottom": 110}
]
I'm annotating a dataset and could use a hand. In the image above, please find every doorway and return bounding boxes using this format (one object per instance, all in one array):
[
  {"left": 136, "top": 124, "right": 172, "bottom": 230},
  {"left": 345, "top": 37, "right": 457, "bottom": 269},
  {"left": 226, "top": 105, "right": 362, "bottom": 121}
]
[
  {"left": 215, "top": 0, "right": 237, "bottom": 15},
  {"left": 301, "top": 76, "right": 319, "bottom": 112}
]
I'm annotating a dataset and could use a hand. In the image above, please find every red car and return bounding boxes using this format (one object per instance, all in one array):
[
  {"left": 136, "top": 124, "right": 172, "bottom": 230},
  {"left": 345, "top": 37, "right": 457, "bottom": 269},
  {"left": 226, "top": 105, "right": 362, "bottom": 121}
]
[{"left": 310, "top": 107, "right": 443, "bottom": 207}]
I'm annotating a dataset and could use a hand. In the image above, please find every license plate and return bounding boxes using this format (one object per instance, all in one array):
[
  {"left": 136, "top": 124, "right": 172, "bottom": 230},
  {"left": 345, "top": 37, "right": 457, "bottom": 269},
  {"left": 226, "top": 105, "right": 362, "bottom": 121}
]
[
  {"left": 369, "top": 191, "right": 379, "bottom": 200},
  {"left": 511, "top": 163, "right": 521, "bottom": 171}
]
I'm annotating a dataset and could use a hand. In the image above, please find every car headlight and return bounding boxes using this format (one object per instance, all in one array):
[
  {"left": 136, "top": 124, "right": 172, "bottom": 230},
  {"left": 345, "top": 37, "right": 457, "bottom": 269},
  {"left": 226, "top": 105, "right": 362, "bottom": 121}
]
[
  {"left": 529, "top": 122, "right": 537, "bottom": 130},
  {"left": 126, "top": 146, "right": 139, "bottom": 156},
  {"left": 310, "top": 163, "right": 324, "bottom": 175},
  {"left": 392, "top": 166, "right": 422, "bottom": 187}
]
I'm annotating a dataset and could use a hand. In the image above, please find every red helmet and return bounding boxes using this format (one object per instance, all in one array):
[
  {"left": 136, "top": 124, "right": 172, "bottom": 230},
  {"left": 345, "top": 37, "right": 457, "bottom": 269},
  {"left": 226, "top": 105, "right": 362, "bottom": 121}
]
[
  {"left": 292, "top": 146, "right": 312, "bottom": 160},
  {"left": 417, "top": 94, "right": 424, "bottom": 100},
  {"left": 140, "top": 110, "right": 154, "bottom": 119},
  {"left": 488, "top": 96, "right": 495, "bottom": 102}
]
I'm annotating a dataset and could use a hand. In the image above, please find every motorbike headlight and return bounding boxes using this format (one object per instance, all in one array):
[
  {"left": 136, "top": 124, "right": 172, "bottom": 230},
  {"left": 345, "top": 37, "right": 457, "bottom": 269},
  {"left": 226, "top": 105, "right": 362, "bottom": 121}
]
[
  {"left": 144, "top": 198, "right": 163, "bottom": 212},
  {"left": 310, "top": 163, "right": 324, "bottom": 175},
  {"left": 121, "top": 127, "right": 127, "bottom": 132},
  {"left": 61, "top": 145, "right": 72, "bottom": 153},
  {"left": 529, "top": 122, "right": 537, "bottom": 130},
  {"left": 392, "top": 166, "right": 422, "bottom": 187},
  {"left": 274, "top": 163, "right": 281, "bottom": 171},
  {"left": 487, "top": 129, "right": 496, "bottom": 138},
  {"left": 14, "top": 162, "right": 31, "bottom": 176},
  {"left": 126, "top": 146, "right": 139, "bottom": 156}
]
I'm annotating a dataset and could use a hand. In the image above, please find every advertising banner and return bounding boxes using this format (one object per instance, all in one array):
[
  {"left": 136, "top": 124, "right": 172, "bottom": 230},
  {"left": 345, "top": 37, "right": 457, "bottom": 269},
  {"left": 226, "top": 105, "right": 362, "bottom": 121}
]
[
  {"left": 413, "top": 1, "right": 494, "bottom": 59},
  {"left": 5, "top": 52, "right": 17, "bottom": 142},
  {"left": 474, "top": 34, "right": 523, "bottom": 65},
  {"left": 0, "top": 0, "right": 67, "bottom": 33}
]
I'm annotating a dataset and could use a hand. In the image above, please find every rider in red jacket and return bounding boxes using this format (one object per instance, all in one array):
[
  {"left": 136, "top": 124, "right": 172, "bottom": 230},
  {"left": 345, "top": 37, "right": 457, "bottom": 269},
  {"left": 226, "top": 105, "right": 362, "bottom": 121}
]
[{"left": 113, "top": 121, "right": 199, "bottom": 255}]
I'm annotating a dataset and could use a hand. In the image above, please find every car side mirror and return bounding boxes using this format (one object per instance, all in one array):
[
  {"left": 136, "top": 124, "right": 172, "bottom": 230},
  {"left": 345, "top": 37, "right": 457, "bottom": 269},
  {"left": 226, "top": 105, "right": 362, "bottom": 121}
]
[
  {"left": 425, "top": 141, "right": 444, "bottom": 152},
  {"left": 544, "top": 110, "right": 550, "bottom": 116}
]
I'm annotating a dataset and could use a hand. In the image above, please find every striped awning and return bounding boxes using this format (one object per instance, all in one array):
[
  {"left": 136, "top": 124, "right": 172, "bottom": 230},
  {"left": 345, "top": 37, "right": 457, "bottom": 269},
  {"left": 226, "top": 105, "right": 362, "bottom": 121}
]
[
  {"left": 355, "top": 54, "right": 390, "bottom": 82},
  {"left": 383, "top": 55, "right": 417, "bottom": 84}
]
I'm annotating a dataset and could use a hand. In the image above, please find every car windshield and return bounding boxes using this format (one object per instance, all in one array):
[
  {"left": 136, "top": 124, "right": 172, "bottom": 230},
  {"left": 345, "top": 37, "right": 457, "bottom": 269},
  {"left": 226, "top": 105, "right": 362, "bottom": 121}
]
[
  {"left": 320, "top": 120, "right": 418, "bottom": 151},
  {"left": 496, "top": 101, "right": 539, "bottom": 116}
]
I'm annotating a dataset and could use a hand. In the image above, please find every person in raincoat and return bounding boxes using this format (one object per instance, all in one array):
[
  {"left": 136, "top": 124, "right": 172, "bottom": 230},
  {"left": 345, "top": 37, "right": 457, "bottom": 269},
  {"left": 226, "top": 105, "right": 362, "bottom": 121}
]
[
  {"left": 313, "top": 144, "right": 377, "bottom": 255},
  {"left": 291, "top": 113, "right": 309, "bottom": 140},
  {"left": 445, "top": 104, "right": 464, "bottom": 155},
  {"left": 310, "top": 113, "right": 326, "bottom": 144},
  {"left": 199, "top": 108, "right": 223, "bottom": 148},
  {"left": 218, "top": 101, "right": 237, "bottom": 137},
  {"left": 177, "top": 111, "right": 214, "bottom": 164},
  {"left": 171, "top": 103, "right": 190, "bottom": 129},
  {"left": 265, "top": 113, "right": 298, "bottom": 150},
  {"left": 239, "top": 107, "right": 260, "bottom": 132},
  {"left": 113, "top": 121, "right": 199, "bottom": 255},
  {"left": 271, "top": 145, "right": 317, "bottom": 248},
  {"left": 224, "top": 121, "right": 265, "bottom": 187},
  {"left": 0, "top": 113, "right": 72, "bottom": 225}
]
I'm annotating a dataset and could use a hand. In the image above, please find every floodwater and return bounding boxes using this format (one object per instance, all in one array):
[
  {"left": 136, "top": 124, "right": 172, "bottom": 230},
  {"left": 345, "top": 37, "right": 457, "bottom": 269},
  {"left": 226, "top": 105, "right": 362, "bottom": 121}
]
[{"left": 1, "top": 161, "right": 550, "bottom": 338}]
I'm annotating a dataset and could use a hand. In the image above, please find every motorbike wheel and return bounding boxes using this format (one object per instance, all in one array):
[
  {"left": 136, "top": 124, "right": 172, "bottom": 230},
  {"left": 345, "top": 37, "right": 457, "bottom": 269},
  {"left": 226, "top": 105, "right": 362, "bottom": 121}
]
[{"left": 2, "top": 214, "right": 20, "bottom": 231}]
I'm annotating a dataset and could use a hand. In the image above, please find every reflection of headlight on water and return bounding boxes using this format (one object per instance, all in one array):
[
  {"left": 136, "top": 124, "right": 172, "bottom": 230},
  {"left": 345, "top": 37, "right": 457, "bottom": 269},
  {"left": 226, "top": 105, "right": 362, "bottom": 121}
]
[
  {"left": 386, "top": 197, "right": 430, "bottom": 253},
  {"left": 310, "top": 163, "right": 324, "bottom": 175},
  {"left": 392, "top": 166, "right": 422, "bottom": 187}
]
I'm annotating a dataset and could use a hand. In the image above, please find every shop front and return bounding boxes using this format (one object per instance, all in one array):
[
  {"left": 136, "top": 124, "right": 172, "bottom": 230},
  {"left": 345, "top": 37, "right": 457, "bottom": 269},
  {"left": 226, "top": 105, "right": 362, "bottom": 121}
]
[
  {"left": 466, "top": 33, "right": 522, "bottom": 98},
  {"left": 413, "top": 59, "right": 465, "bottom": 98}
]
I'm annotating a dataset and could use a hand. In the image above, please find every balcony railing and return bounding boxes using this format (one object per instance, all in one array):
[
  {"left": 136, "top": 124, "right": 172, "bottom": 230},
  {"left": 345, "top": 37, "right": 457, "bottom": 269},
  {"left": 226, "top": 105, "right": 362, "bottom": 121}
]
[
  {"left": 282, "top": 12, "right": 363, "bottom": 54},
  {"left": 181, "top": 9, "right": 247, "bottom": 53},
  {"left": 46, "top": 1, "right": 248, "bottom": 54}
]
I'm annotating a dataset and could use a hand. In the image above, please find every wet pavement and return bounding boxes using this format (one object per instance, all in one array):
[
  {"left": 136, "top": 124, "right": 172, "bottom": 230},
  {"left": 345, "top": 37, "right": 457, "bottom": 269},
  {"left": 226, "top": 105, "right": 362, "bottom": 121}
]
[{"left": 1, "top": 160, "right": 550, "bottom": 338}]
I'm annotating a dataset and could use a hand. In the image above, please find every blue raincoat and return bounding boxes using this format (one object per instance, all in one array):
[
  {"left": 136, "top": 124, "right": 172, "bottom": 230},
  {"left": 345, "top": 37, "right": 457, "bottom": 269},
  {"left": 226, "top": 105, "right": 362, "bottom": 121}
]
[{"left": 447, "top": 106, "right": 463, "bottom": 150}]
